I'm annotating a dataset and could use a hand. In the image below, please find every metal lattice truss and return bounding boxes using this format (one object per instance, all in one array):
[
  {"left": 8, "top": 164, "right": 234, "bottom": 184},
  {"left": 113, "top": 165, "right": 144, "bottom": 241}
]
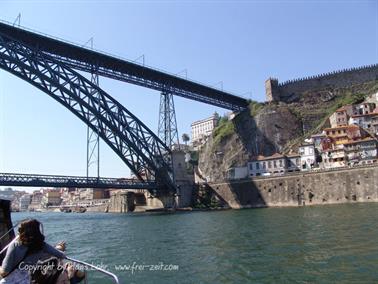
[
  {"left": 0, "top": 172, "right": 156, "bottom": 189},
  {"left": 51, "top": 54, "right": 246, "bottom": 111},
  {"left": 0, "top": 34, "right": 176, "bottom": 193},
  {"left": 86, "top": 67, "right": 100, "bottom": 178},
  {"left": 158, "top": 91, "right": 179, "bottom": 148}
]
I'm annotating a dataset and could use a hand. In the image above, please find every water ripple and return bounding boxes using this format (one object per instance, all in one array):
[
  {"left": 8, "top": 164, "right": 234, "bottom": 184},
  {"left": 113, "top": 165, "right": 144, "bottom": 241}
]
[{"left": 11, "top": 203, "right": 378, "bottom": 283}]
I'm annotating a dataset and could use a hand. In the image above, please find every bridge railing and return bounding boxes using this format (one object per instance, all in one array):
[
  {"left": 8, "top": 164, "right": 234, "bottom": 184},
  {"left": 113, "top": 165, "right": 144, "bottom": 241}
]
[
  {"left": 0, "top": 18, "right": 244, "bottom": 100},
  {"left": 0, "top": 172, "right": 156, "bottom": 189}
]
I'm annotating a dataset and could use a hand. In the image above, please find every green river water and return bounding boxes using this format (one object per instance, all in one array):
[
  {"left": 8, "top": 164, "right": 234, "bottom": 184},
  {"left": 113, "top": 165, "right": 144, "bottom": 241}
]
[{"left": 11, "top": 203, "right": 378, "bottom": 283}]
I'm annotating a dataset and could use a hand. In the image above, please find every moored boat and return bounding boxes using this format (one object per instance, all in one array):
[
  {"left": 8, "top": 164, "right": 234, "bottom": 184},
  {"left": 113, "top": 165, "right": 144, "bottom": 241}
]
[{"left": 73, "top": 206, "right": 86, "bottom": 213}]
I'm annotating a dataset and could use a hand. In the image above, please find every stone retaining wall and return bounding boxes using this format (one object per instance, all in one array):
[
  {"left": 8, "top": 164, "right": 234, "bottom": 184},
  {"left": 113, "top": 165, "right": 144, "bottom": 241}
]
[{"left": 209, "top": 165, "right": 378, "bottom": 208}]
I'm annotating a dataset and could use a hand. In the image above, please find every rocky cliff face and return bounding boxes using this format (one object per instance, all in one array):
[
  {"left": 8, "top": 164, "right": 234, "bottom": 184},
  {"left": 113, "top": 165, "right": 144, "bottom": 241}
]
[
  {"left": 199, "top": 104, "right": 302, "bottom": 181},
  {"left": 198, "top": 80, "right": 378, "bottom": 181}
]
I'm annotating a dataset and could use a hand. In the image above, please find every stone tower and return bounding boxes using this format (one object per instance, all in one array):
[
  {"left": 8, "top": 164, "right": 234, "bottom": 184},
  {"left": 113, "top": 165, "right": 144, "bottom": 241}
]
[{"left": 265, "top": 78, "right": 280, "bottom": 102}]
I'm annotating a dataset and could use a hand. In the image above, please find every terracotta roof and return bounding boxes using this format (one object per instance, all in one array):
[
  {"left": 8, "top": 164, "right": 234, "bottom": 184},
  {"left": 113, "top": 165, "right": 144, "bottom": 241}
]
[
  {"left": 335, "top": 106, "right": 346, "bottom": 112},
  {"left": 286, "top": 153, "right": 301, "bottom": 158},
  {"left": 323, "top": 125, "right": 359, "bottom": 132},
  {"left": 351, "top": 112, "right": 378, "bottom": 118},
  {"left": 255, "top": 153, "right": 285, "bottom": 161},
  {"left": 343, "top": 137, "right": 377, "bottom": 146}
]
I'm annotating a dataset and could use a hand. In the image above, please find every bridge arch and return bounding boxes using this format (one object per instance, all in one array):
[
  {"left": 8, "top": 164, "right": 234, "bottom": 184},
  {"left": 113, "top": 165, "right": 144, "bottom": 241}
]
[{"left": 0, "top": 32, "right": 176, "bottom": 193}]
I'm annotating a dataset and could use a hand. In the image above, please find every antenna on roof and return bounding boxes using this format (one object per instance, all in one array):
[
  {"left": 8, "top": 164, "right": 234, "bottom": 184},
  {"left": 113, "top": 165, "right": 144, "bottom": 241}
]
[
  {"left": 13, "top": 13, "right": 21, "bottom": 27},
  {"left": 212, "top": 81, "right": 223, "bottom": 91},
  {"left": 175, "top": 69, "right": 187, "bottom": 79},
  {"left": 133, "top": 54, "right": 145, "bottom": 66},
  {"left": 82, "top": 37, "right": 94, "bottom": 49}
]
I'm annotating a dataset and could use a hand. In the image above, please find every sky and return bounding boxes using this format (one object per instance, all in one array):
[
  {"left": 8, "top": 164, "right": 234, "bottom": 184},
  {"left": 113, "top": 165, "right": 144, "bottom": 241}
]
[{"left": 0, "top": 0, "right": 377, "bottom": 187}]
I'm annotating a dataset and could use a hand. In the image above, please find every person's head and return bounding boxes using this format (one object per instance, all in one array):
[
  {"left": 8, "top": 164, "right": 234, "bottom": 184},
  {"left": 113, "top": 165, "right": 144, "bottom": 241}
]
[{"left": 18, "top": 219, "right": 45, "bottom": 251}]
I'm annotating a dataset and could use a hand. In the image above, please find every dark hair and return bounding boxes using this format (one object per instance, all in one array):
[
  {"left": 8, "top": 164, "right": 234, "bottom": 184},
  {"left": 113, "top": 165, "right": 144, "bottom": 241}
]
[{"left": 18, "top": 219, "right": 45, "bottom": 252}]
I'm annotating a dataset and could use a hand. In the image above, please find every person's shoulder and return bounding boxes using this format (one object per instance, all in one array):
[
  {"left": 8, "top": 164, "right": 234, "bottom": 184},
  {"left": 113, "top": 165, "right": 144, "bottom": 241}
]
[
  {"left": 42, "top": 242, "right": 66, "bottom": 258},
  {"left": 11, "top": 240, "right": 26, "bottom": 250}
]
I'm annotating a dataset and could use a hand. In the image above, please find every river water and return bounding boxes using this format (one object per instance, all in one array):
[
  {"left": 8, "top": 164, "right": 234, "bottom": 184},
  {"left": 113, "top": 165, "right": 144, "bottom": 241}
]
[{"left": 11, "top": 203, "right": 378, "bottom": 283}]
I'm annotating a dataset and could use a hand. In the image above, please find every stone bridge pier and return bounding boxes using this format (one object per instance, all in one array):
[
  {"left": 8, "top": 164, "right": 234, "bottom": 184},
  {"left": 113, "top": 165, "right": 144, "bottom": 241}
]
[{"left": 108, "top": 150, "right": 195, "bottom": 212}]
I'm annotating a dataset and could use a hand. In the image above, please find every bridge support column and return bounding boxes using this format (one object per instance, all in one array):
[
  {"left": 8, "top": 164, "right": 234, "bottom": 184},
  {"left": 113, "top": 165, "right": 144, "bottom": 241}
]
[
  {"left": 109, "top": 191, "right": 136, "bottom": 213},
  {"left": 158, "top": 90, "right": 179, "bottom": 149},
  {"left": 86, "top": 55, "right": 100, "bottom": 178}
]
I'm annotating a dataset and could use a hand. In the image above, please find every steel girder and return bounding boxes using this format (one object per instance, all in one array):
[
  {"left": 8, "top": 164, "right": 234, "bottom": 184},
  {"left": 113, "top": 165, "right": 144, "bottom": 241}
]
[
  {"left": 158, "top": 91, "right": 179, "bottom": 148},
  {"left": 0, "top": 22, "right": 249, "bottom": 111},
  {"left": 0, "top": 172, "right": 156, "bottom": 189},
  {"left": 0, "top": 33, "right": 176, "bottom": 193},
  {"left": 48, "top": 55, "right": 247, "bottom": 111}
]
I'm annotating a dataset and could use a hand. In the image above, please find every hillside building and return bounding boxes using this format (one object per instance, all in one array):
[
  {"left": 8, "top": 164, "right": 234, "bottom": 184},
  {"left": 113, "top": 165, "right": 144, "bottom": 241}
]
[
  {"left": 299, "top": 144, "right": 317, "bottom": 170},
  {"left": 19, "top": 194, "right": 31, "bottom": 211},
  {"left": 191, "top": 113, "right": 219, "bottom": 144}
]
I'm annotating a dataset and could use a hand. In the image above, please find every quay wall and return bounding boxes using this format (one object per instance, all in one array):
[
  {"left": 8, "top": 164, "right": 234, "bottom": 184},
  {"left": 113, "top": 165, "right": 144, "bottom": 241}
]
[{"left": 208, "top": 165, "right": 378, "bottom": 208}]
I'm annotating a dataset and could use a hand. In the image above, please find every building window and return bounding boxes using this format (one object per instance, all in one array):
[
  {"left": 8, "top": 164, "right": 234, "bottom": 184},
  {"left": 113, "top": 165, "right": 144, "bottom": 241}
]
[
  {"left": 279, "top": 160, "right": 283, "bottom": 167},
  {"left": 263, "top": 162, "right": 266, "bottom": 169},
  {"left": 256, "top": 163, "right": 260, "bottom": 170},
  {"left": 268, "top": 161, "right": 272, "bottom": 168},
  {"left": 273, "top": 160, "right": 277, "bottom": 168},
  {"left": 249, "top": 163, "right": 253, "bottom": 170}
]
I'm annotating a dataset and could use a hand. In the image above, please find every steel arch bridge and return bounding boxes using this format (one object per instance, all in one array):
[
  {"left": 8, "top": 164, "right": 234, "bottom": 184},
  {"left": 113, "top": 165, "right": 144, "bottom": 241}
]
[{"left": 0, "top": 31, "right": 176, "bottom": 193}]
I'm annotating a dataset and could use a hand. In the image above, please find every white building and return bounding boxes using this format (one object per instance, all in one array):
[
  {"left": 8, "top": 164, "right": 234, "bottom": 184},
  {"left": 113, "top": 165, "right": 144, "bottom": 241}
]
[
  {"left": 226, "top": 166, "right": 248, "bottom": 180},
  {"left": 286, "top": 154, "right": 301, "bottom": 172},
  {"left": 299, "top": 144, "right": 316, "bottom": 170},
  {"left": 248, "top": 153, "right": 287, "bottom": 177},
  {"left": 344, "top": 137, "right": 378, "bottom": 165},
  {"left": 191, "top": 113, "right": 219, "bottom": 143},
  {"left": 349, "top": 112, "right": 378, "bottom": 135},
  {"left": 19, "top": 194, "right": 31, "bottom": 211},
  {"left": 321, "top": 148, "right": 346, "bottom": 169}
]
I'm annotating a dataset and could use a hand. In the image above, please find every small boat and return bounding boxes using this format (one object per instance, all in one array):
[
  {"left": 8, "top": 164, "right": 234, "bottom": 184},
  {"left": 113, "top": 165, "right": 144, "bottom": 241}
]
[
  {"left": 73, "top": 206, "right": 86, "bottom": 213},
  {"left": 60, "top": 207, "right": 72, "bottom": 213}
]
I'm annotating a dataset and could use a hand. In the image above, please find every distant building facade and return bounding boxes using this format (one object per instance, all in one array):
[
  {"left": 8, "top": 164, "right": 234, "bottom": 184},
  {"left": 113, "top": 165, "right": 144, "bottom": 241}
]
[
  {"left": 344, "top": 138, "right": 378, "bottom": 165},
  {"left": 28, "top": 191, "right": 43, "bottom": 211},
  {"left": 329, "top": 107, "right": 349, "bottom": 128},
  {"left": 299, "top": 144, "right": 316, "bottom": 170},
  {"left": 41, "top": 190, "right": 62, "bottom": 207},
  {"left": 191, "top": 113, "right": 219, "bottom": 144},
  {"left": 248, "top": 153, "right": 290, "bottom": 177},
  {"left": 19, "top": 194, "right": 31, "bottom": 211}
]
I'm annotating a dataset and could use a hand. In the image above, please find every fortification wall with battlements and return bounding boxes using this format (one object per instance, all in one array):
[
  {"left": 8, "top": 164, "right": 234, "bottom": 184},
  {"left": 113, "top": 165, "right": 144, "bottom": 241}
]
[{"left": 266, "top": 64, "right": 378, "bottom": 102}]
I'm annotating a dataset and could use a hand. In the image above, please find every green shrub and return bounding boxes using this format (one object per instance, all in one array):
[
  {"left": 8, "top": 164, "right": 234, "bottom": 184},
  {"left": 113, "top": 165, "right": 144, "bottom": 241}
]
[
  {"left": 212, "top": 120, "right": 235, "bottom": 145},
  {"left": 249, "top": 100, "right": 264, "bottom": 116}
]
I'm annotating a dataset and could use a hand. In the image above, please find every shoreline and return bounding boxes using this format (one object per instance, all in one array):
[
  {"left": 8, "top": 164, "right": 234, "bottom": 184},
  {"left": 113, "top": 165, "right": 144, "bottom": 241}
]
[{"left": 208, "top": 164, "right": 378, "bottom": 209}]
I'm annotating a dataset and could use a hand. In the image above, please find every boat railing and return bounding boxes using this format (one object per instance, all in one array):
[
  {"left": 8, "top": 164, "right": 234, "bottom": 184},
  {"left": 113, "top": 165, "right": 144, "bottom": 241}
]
[
  {"left": 0, "top": 232, "right": 120, "bottom": 284},
  {"left": 66, "top": 256, "right": 120, "bottom": 284}
]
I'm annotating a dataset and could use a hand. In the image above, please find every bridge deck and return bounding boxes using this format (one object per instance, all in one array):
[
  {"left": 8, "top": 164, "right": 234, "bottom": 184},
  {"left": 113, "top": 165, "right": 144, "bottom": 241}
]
[
  {"left": 0, "top": 21, "right": 249, "bottom": 111},
  {"left": 0, "top": 173, "right": 156, "bottom": 189}
]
